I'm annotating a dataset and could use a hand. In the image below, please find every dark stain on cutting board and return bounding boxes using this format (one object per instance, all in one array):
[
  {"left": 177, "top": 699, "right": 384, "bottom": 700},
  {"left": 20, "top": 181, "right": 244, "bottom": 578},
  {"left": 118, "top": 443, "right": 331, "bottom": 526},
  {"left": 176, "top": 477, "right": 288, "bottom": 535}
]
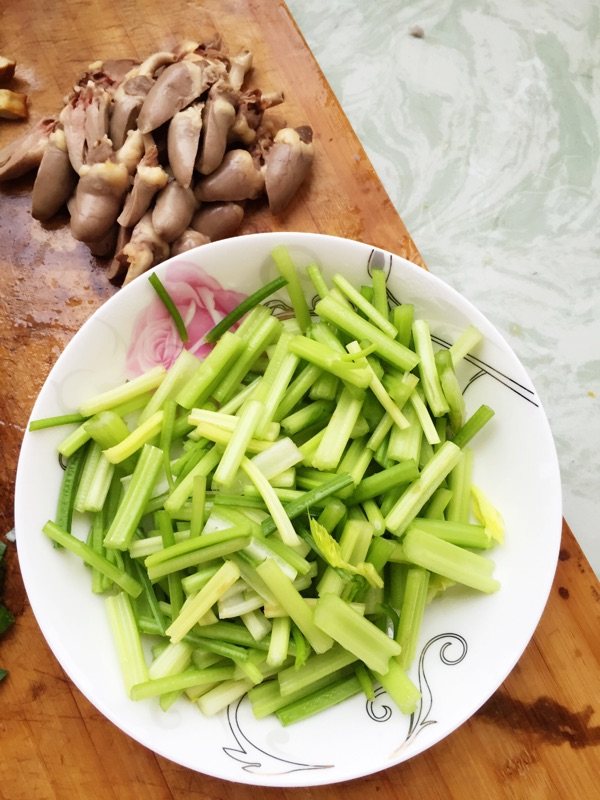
[{"left": 478, "top": 691, "right": 600, "bottom": 749}]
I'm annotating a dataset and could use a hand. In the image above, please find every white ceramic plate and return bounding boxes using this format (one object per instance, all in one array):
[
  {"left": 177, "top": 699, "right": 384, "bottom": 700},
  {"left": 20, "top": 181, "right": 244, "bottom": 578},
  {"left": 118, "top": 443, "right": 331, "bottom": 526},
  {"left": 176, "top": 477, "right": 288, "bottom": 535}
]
[{"left": 15, "top": 232, "right": 562, "bottom": 786}]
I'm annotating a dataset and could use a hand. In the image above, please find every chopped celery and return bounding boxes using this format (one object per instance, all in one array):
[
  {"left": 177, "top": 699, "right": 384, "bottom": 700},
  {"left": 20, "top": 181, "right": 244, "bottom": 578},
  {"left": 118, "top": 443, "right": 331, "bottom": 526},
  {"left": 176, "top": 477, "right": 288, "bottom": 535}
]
[{"left": 37, "top": 248, "right": 504, "bottom": 731}]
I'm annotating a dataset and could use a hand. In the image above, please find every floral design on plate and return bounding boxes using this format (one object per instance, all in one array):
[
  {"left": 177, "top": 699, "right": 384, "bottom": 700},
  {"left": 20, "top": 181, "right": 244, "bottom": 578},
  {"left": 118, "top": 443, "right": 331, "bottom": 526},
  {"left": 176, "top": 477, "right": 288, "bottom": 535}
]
[{"left": 125, "top": 261, "right": 246, "bottom": 378}]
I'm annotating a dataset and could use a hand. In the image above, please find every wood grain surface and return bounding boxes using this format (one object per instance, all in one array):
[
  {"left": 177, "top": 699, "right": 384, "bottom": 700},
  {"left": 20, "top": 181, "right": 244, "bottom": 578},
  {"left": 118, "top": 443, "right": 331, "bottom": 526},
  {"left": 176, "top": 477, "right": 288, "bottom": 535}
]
[{"left": 0, "top": 2, "right": 598, "bottom": 798}]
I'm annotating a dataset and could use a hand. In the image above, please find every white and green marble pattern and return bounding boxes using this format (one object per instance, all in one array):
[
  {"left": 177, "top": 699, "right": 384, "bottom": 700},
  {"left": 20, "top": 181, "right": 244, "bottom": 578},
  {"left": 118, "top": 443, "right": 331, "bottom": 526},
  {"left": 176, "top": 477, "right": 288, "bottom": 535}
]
[{"left": 288, "top": 0, "right": 600, "bottom": 576}]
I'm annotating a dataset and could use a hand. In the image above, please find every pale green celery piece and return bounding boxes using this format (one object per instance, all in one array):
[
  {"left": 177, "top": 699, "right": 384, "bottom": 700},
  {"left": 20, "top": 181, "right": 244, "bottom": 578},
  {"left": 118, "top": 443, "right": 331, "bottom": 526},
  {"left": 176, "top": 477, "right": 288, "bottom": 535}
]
[
  {"left": 449, "top": 324, "right": 483, "bottom": 367},
  {"left": 164, "top": 445, "right": 221, "bottom": 514},
  {"left": 409, "top": 518, "right": 491, "bottom": 549},
  {"left": 372, "top": 657, "right": 420, "bottom": 715},
  {"left": 362, "top": 499, "right": 386, "bottom": 535},
  {"left": 385, "top": 441, "right": 462, "bottom": 535},
  {"left": 349, "top": 415, "right": 369, "bottom": 438},
  {"left": 367, "top": 412, "right": 393, "bottom": 451},
  {"left": 332, "top": 273, "right": 398, "bottom": 339},
  {"left": 187, "top": 408, "right": 279, "bottom": 442},
  {"left": 103, "top": 444, "right": 164, "bottom": 551},
  {"left": 298, "top": 428, "right": 325, "bottom": 465},
  {"left": 233, "top": 656, "right": 264, "bottom": 685},
  {"left": 402, "top": 528, "right": 500, "bottom": 593},
  {"left": 145, "top": 530, "right": 250, "bottom": 581},
  {"left": 313, "top": 593, "right": 401, "bottom": 674},
  {"left": 370, "top": 268, "right": 389, "bottom": 321},
  {"left": 387, "top": 402, "right": 423, "bottom": 464},
  {"left": 196, "top": 678, "right": 254, "bottom": 716},
  {"left": 256, "top": 559, "right": 332, "bottom": 654},
  {"left": 188, "top": 422, "right": 271, "bottom": 454},
  {"left": 190, "top": 475, "right": 206, "bottom": 537},
  {"left": 218, "top": 587, "right": 264, "bottom": 619},
  {"left": 350, "top": 460, "right": 419, "bottom": 505},
  {"left": 181, "top": 563, "right": 221, "bottom": 596},
  {"left": 271, "top": 245, "right": 312, "bottom": 332},
  {"left": 139, "top": 348, "right": 200, "bottom": 423},
  {"left": 129, "top": 528, "right": 191, "bottom": 560},
  {"left": 105, "top": 592, "right": 148, "bottom": 694},
  {"left": 251, "top": 668, "right": 351, "bottom": 719},
  {"left": 148, "top": 640, "right": 193, "bottom": 680},
  {"left": 409, "top": 388, "right": 441, "bottom": 446},
  {"left": 267, "top": 616, "right": 291, "bottom": 668},
  {"left": 82, "top": 453, "right": 115, "bottom": 513},
  {"left": 395, "top": 566, "right": 430, "bottom": 669},
  {"left": 275, "top": 674, "right": 362, "bottom": 726},
  {"left": 387, "top": 562, "right": 408, "bottom": 609},
  {"left": 315, "top": 294, "right": 419, "bottom": 372},
  {"left": 306, "top": 262, "right": 330, "bottom": 299},
  {"left": 314, "top": 518, "right": 379, "bottom": 596},
  {"left": 317, "top": 498, "right": 347, "bottom": 534},
  {"left": 412, "top": 319, "right": 450, "bottom": 418},
  {"left": 337, "top": 436, "right": 372, "bottom": 493},
  {"left": 289, "top": 335, "right": 370, "bottom": 389},
  {"left": 392, "top": 304, "right": 414, "bottom": 349},
  {"left": 269, "top": 468, "right": 296, "bottom": 488},
  {"left": 176, "top": 332, "right": 243, "bottom": 409},
  {"left": 309, "top": 370, "right": 339, "bottom": 401},
  {"left": 309, "top": 321, "right": 347, "bottom": 354},
  {"left": 423, "top": 486, "right": 453, "bottom": 520},
  {"left": 241, "top": 457, "right": 300, "bottom": 546},
  {"left": 471, "top": 485, "right": 505, "bottom": 545},
  {"left": 212, "top": 314, "right": 282, "bottom": 404},
  {"left": 131, "top": 665, "right": 236, "bottom": 700},
  {"left": 446, "top": 448, "right": 474, "bottom": 524},
  {"left": 256, "top": 351, "right": 300, "bottom": 437},
  {"left": 103, "top": 410, "right": 164, "bottom": 464},
  {"left": 346, "top": 341, "right": 409, "bottom": 430},
  {"left": 273, "top": 363, "right": 322, "bottom": 421},
  {"left": 166, "top": 560, "right": 240, "bottom": 643},
  {"left": 281, "top": 399, "right": 333, "bottom": 436},
  {"left": 79, "top": 365, "right": 166, "bottom": 417},
  {"left": 218, "top": 377, "right": 261, "bottom": 415},
  {"left": 241, "top": 608, "right": 272, "bottom": 642},
  {"left": 213, "top": 399, "right": 265, "bottom": 488},
  {"left": 277, "top": 644, "right": 358, "bottom": 696},
  {"left": 435, "top": 348, "right": 465, "bottom": 431},
  {"left": 57, "top": 422, "right": 91, "bottom": 458},
  {"left": 312, "top": 385, "right": 365, "bottom": 472}
]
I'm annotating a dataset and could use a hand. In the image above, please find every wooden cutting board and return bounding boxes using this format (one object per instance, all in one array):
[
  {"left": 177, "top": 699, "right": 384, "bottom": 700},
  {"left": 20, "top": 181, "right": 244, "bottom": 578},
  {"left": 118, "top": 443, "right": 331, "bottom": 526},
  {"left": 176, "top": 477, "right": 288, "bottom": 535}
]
[{"left": 0, "top": 2, "right": 598, "bottom": 798}]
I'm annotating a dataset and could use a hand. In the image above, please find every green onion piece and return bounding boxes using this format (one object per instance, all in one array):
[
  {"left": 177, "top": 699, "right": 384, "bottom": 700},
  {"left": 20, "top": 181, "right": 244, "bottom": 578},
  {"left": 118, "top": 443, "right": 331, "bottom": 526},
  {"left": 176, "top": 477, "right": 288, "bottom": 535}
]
[
  {"left": 54, "top": 445, "right": 87, "bottom": 534},
  {"left": 204, "top": 276, "right": 288, "bottom": 344},
  {"left": 148, "top": 271, "right": 189, "bottom": 342},
  {"left": 29, "top": 413, "right": 87, "bottom": 431}
]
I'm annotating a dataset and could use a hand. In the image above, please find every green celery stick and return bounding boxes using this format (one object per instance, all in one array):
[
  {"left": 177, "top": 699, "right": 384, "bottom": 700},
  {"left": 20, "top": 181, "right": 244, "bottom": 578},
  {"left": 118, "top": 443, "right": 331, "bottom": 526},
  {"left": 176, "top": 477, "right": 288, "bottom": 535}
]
[
  {"left": 449, "top": 324, "right": 483, "bottom": 366},
  {"left": 273, "top": 364, "right": 322, "bottom": 421},
  {"left": 288, "top": 335, "right": 370, "bottom": 389},
  {"left": 435, "top": 348, "right": 465, "bottom": 432},
  {"left": 385, "top": 441, "right": 462, "bottom": 535},
  {"left": 29, "top": 413, "right": 86, "bottom": 431},
  {"left": 43, "top": 521, "right": 142, "bottom": 597},
  {"left": 315, "top": 295, "right": 419, "bottom": 372},
  {"left": 256, "top": 559, "right": 332, "bottom": 654},
  {"left": 370, "top": 268, "right": 389, "bottom": 321},
  {"left": 213, "top": 400, "right": 265, "bottom": 488},
  {"left": 176, "top": 332, "right": 243, "bottom": 409},
  {"left": 446, "top": 448, "right": 474, "bottom": 523},
  {"left": 350, "top": 460, "right": 419, "bottom": 505},
  {"left": 412, "top": 319, "right": 449, "bottom": 418},
  {"left": 131, "top": 665, "right": 236, "bottom": 700},
  {"left": 306, "top": 263, "right": 330, "bottom": 299},
  {"left": 166, "top": 560, "right": 240, "bottom": 643},
  {"left": 452, "top": 405, "right": 495, "bottom": 448},
  {"left": 313, "top": 593, "right": 401, "bottom": 674},
  {"left": 79, "top": 366, "right": 166, "bottom": 417},
  {"left": 392, "top": 304, "right": 414, "bottom": 349},
  {"left": 372, "top": 657, "right": 420, "bottom": 714},
  {"left": 332, "top": 273, "right": 398, "bottom": 339},
  {"left": 312, "top": 387, "right": 364, "bottom": 471},
  {"left": 103, "top": 444, "right": 164, "bottom": 551},
  {"left": 409, "top": 518, "right": 491, "bottom": 549},
  {"left": 276, "top": 674, "right": 362, "bottom": 726},
  {"left": 271, "top": 245, "right": 312, "bottom": 332},
  {"left": 105, "top": 592, "right": 148, "bottom": 694},
  {"left": 402, "top": 528, "right": 500, "bottom": 593},
  {"left": 277, "top": 644, "right": 358, "bottom": 696},
  {"left": 395, "top": 566, "right": 430, "bottom": 669}
]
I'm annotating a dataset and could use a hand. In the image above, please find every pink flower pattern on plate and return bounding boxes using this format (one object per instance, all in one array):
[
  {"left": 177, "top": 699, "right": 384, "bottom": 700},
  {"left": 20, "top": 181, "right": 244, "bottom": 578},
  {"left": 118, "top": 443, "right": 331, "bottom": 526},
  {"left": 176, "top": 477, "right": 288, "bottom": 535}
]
[{"left": 125, "top": 261, "right": 247, "bottom": 378}]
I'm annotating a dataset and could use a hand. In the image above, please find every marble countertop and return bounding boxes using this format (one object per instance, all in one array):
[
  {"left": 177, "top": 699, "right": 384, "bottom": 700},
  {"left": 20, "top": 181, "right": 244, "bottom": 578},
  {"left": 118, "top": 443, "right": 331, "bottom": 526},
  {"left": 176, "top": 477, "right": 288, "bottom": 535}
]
[{"left": 288, "top": 0, "right": 600, "bottom": 576}]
